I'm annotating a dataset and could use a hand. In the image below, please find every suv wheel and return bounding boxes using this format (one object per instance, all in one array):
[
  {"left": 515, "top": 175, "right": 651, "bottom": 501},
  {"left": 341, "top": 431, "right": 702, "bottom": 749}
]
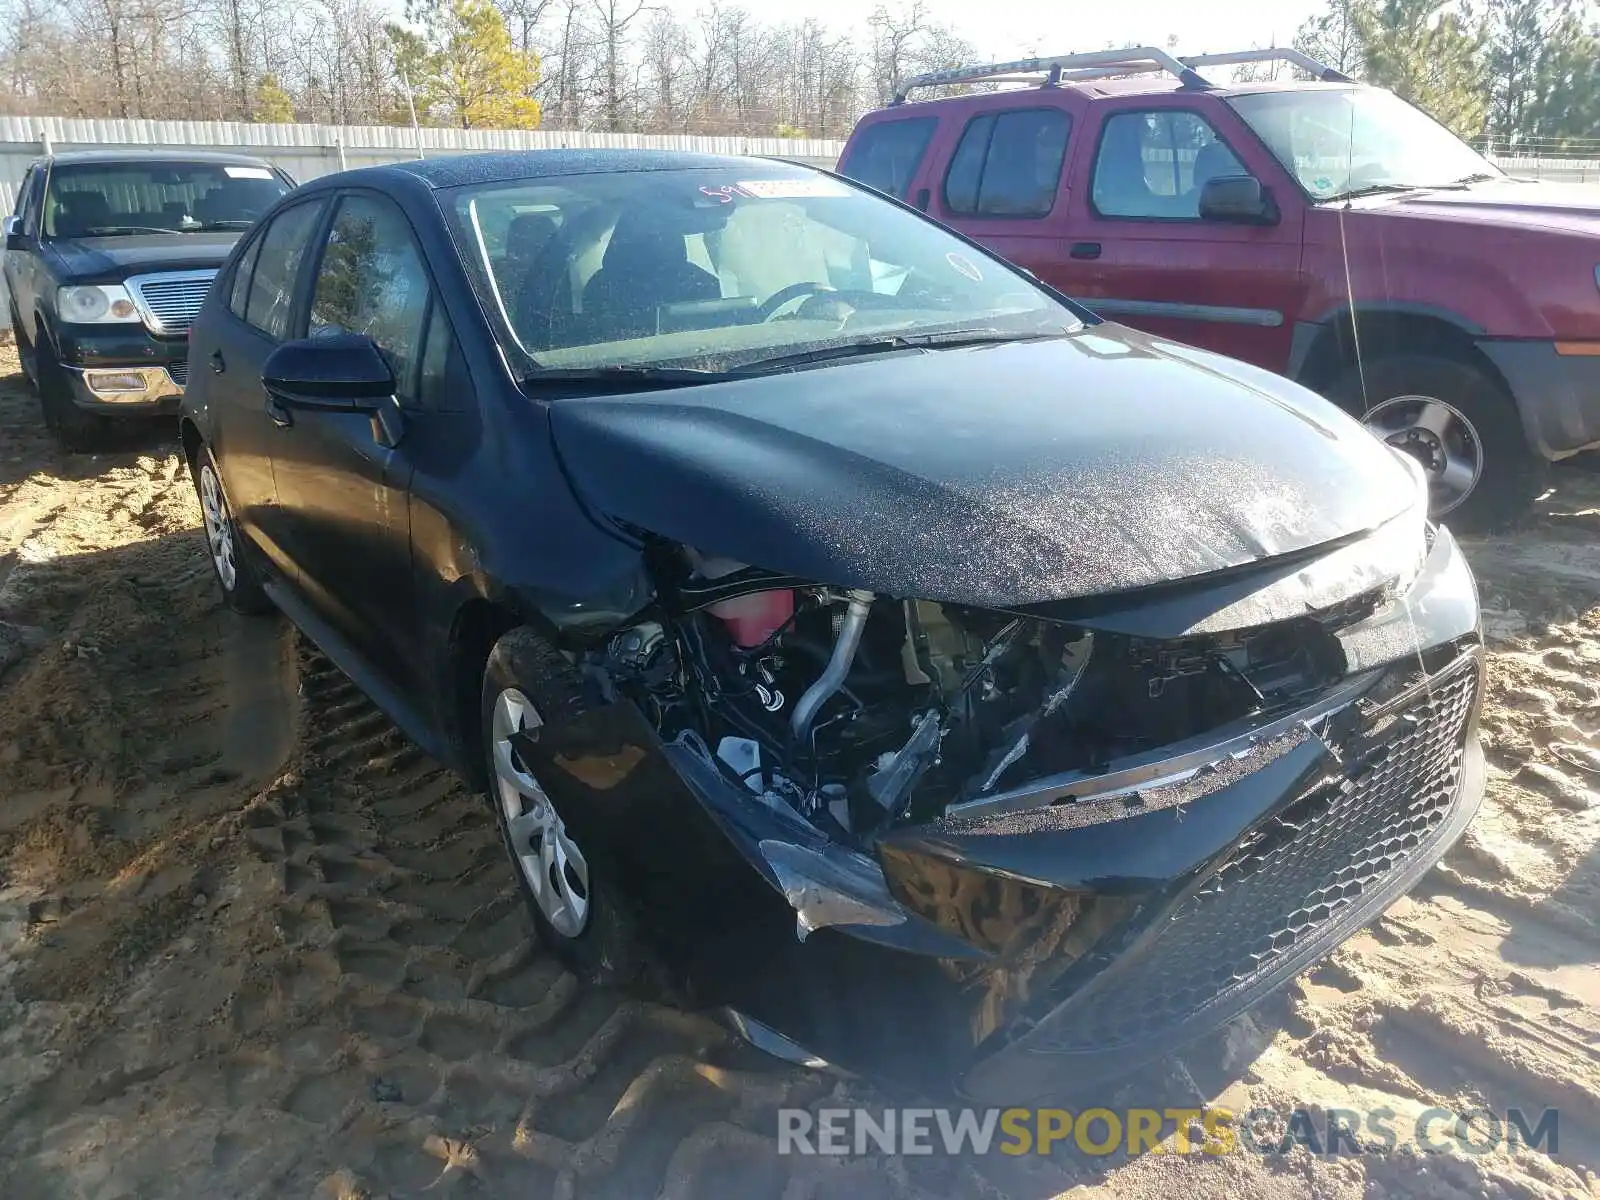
[
  {"left": 480, "top": 626, "right": 664, "bottom": 996},
  {"left": 35, "top": 336, "right": 111, "bottom": 453},
  {"left": 1330, "top": 353, "right": 1545, "bottom": 533},
  {"left": 191, "top": 445, "right": 273, "bottom": 614}
]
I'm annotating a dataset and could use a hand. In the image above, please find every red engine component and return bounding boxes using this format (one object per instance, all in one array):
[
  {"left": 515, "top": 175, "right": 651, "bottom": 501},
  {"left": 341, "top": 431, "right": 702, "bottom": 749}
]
[{"left": 709, "top": 589, "right": 794, "bottom": 647}]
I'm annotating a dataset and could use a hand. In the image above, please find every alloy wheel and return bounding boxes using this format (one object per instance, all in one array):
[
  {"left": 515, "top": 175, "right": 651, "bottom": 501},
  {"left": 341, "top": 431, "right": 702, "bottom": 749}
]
[
  {"left": 491, "top": 687, "right": 590, "bottom": 938},
  {"left": 198, "top": 461, "right": 238, "bottom": 591},
  {"left": 1362, "top": 394, "right": 1483, "bottom": 516}
]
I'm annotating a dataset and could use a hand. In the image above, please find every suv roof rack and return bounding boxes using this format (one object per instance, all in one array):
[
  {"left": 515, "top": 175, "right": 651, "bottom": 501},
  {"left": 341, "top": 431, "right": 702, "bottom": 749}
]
[{"left": 891, "top": 46, "right": 1352, "bottom": 104}]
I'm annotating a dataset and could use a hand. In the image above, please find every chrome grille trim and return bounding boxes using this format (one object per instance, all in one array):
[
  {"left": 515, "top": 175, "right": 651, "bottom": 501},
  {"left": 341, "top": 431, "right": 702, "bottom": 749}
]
[{"left": 124, "top": 269, "right": 217, "bottom": 335}]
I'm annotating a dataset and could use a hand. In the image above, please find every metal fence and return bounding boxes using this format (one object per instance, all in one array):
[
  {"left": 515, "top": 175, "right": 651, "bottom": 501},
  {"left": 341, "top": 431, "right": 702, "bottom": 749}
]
[{"left": 0, "top": 117, "right": 844, "bottom": 216}]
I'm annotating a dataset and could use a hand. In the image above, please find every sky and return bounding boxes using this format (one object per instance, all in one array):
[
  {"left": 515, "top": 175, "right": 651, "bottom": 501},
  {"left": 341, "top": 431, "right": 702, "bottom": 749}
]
[{"left": 654, "top": 0, "right": 1326, "bottom": 65}]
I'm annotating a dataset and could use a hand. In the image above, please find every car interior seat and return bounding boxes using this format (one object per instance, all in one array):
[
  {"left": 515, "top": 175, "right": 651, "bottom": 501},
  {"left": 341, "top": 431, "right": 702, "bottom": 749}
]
[
  {"left": 1093, "top": 120, "right": 1158, "bottom": 217},
  {"left": 53, "top": 191, "right": 114, "bottom": 237},
  {"left": 578, "top": 215, "right": 721, "bottom": 343}
]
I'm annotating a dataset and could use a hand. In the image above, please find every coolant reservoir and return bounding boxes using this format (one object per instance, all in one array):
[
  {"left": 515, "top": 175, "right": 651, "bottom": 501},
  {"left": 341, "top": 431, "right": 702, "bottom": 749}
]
[{"left": 709, "top": 589, "right": 794, "bottom": 647}]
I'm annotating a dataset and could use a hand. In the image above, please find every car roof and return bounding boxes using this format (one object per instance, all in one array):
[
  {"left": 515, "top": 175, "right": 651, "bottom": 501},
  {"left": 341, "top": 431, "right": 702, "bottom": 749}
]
[
  {"left": 42, "top": 149, "right": 279, "bottom": 168},
  {"left": 869, "top": 77, "right": 1360, "bottom": 114},
  {"left": 318, "top": 148, "right": 815, "bottom": 191}
]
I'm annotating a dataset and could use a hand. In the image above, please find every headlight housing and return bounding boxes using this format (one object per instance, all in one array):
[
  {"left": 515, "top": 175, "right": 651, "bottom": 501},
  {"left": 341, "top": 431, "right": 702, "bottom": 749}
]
[{"left": 57, "top": 284, "right": 140, "bottom": 325}]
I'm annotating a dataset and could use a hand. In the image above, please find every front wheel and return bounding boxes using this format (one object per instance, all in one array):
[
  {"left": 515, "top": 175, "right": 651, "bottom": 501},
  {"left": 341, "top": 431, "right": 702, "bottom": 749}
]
[
  {"left": 1329, "top": 353, "right": 1546, "bottom": 533},
  {"left": 35, "top": 338, "right": 110, "bottom": 453},
  {"left": 480, "top": 627, "right": 663, "bottom": 995}
]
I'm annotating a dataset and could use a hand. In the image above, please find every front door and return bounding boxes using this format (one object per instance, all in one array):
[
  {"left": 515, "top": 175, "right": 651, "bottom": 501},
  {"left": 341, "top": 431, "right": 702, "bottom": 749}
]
[
  {"left": 204, "top": 196, "right": 329, "bottom": 579},
  {"left": 266, "top": 190, "right": 434, "bottom": 690},
  {"left": 1061, "top": 102, "right": 1305, "bottom": 372}
]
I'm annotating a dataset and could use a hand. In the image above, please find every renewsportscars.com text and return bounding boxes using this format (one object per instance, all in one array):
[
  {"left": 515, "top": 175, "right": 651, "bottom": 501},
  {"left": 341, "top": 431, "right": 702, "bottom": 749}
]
[{"left": 777, "top": 1105, "right": 1559, "bottom": 1158}]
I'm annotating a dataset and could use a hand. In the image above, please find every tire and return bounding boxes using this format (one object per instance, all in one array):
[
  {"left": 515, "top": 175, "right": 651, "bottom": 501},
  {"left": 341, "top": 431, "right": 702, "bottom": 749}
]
[
  {"left": 1328, "top": 353, "right": 1547, "bottom": 534},
  {"left": 35, "top": 335, "right": 111, "bottom": 453},
  {"left": 480, "top": 626, "right": 663, "bottom": 995},
  {"left": 190, "top": 444, "right": 273, "bottom": 615}
]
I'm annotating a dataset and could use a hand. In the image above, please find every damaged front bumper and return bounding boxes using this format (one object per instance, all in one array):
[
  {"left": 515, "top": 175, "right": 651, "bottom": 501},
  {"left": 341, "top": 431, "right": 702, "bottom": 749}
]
[{"left": 526, "top": 525, "right": 1485, "bottom": 1103}]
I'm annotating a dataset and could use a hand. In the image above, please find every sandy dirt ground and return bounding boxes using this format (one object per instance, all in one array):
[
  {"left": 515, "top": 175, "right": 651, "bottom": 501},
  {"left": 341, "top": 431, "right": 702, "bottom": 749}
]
[{"left": 1, "top": 343, "right": 1599, "bottom": 1200}]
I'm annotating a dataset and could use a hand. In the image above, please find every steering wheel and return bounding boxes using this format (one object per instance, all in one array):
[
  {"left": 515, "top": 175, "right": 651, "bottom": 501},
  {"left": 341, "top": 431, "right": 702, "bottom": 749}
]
[{"left": 758, "top": 282, "right": 833, "bottom": 322}]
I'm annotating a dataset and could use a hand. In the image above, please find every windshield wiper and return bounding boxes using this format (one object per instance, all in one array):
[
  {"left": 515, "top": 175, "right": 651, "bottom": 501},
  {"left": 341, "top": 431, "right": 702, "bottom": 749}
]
[
  {"left": 736, "top": 328, "right": 1067, "bottom": 374},
  {"left": 196, "top": 219, "right": 256, "bottom": 230},
  {"left": 1321, "top": 183, "right": 1426, "bottom": 204},
  {"left": 519, "top": 364, "right": 736, "bottom": 390},
  {"left": 79, "top": 225, "right": 184, "bottom": 236}
]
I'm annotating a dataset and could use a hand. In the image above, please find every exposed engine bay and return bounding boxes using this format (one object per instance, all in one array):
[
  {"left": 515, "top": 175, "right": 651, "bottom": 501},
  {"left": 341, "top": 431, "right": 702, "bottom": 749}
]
[{"left": 581, "top": 546, "right": 1354, "bottom": 841}]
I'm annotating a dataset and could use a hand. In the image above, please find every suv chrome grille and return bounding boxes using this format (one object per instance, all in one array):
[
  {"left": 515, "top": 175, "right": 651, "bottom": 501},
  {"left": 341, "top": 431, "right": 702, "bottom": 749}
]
[{"left": 124, "top": 270, "right": 217, "bottom": 335}]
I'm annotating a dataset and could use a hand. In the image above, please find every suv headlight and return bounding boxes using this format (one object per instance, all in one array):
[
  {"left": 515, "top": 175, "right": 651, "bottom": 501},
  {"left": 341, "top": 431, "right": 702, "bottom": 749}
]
[{"left": 57, "top": 284, "right": 140, "bottom": 325}]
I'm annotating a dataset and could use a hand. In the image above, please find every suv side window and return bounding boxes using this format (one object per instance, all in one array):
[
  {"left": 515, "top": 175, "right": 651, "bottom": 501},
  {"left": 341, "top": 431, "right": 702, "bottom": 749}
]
[
  {"left": 243, "top": 199, "right": 326, "bottom": 339},
  {"left": 943, "top": 108, "right": 1070, "bottom": 218},
  {"left": 308, "top": 194, "right": 435, "bottom": 408},
  {"left": 838, "top": 117, "right": 938, "bottom": 199},
  {"left": 1092, "top": 110, "right": 1247, "bottom": 220}
]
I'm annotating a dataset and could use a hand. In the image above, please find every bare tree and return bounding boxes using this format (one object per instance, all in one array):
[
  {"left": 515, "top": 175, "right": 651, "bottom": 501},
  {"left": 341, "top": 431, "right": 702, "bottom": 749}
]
[{"left": 591, "top": 0, "right": 646, "bottom": 131}]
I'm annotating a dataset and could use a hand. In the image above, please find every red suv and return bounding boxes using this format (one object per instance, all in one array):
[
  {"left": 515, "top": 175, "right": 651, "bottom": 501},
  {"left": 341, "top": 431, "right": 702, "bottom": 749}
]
[{"left": 838, "top": 47, "right": 1600, "bottom": 530}]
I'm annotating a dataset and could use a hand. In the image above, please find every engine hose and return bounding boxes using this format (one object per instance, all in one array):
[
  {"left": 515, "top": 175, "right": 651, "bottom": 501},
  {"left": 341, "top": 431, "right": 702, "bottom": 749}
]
[{"left": 789, "top": 589, "right": 874, "bottom": 751}]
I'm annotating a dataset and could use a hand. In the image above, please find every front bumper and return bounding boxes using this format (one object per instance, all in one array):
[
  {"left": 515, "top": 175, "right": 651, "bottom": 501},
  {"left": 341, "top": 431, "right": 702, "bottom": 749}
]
[
  {"left": 522, "top": 527, "right": 1486, "bottom": 1103},
  {"left": 63, "top": 363, "right": 184, "bottom": 411},
  {"left": 56, "top": 322, "right": 187, "bottom": 411},
  {"left": 1478, "top": 337, "right": 1600, "bottom": 459}
]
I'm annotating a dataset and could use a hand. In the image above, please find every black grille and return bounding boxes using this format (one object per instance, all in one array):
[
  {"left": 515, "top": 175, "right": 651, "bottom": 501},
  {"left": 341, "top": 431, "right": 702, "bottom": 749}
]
[
  {"left": 167, "top": 360, "right": 188, "bottom": 386},
  {"left": 1031, "top": 664, "right": 1478, "bottom": 1053}
]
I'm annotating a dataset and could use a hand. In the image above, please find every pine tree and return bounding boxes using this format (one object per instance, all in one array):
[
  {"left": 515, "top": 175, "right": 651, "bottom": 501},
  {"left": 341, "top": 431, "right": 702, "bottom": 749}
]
[
  {"left": 1358, "top": 0, "right": 1490, "bottom": 137},
  {"left": 394, "top": 0, "right": 542, "bottom": 129}
]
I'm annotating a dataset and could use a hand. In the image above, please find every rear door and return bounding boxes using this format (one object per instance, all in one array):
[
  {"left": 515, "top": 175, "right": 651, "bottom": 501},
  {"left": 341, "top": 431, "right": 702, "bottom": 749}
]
[
  {"left": 837, "top": 113, "right": 942, "bottom": 210},
  {"left": 265, "top": 189, "right": 436, "bottom": 690},
  {"left": 202, "top": 195, "right": 329, "bottom": 578},
  {"left": 921, "top": 99, "right": 1078, "bottom": 293},
  {"left": 1060, "top": 98, "right": 1305, "bottom": 370}
]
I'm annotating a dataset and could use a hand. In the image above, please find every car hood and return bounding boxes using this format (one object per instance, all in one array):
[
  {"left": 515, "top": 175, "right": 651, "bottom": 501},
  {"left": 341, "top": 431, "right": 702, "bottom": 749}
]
[
  {"left": 1353, "top": 178, "right": 1600, "bottom": 238},
  {"left": 44, "top": 233, "right": 239, "bottom": 282},
  {"left": 548, "top": 327, "right": 1417, "bottom": 608}
]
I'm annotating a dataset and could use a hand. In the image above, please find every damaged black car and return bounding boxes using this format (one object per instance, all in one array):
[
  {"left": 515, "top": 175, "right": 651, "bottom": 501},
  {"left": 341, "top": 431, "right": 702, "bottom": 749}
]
[{"left": 179, "top": 150, "right": 1485, "bottom": 1104}]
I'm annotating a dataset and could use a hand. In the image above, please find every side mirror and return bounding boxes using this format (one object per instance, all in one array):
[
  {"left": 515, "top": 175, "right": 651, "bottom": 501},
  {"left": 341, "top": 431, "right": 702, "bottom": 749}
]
[
  {"left": 1198, "top": 175, "right": 1278, "bottom": 225},
  {"left": 3, "top": 214, "right": 31, "bottom": 250},
  {"left": 262, "top": 333, "right": 405, "bottom": 447}
]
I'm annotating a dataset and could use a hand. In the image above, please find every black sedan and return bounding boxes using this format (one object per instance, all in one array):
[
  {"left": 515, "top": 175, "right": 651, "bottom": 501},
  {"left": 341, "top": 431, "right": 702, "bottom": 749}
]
[{"left": 180, "top": 150, "right": 1484, "bottom": 1103}]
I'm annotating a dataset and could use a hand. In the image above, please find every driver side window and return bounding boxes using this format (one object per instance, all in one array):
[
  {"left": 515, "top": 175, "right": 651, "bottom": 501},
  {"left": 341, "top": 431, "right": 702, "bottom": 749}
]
[
  {"left": 1092, "top": 110, "right": 1246, "bottom": 220},
  {"left": 309, "top": 194, "right": 434, "bottom": 407}
]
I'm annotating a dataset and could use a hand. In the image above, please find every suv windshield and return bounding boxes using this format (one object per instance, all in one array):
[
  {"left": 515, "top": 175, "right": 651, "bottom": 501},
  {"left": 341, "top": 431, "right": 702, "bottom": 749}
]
[
  {"left": 42, "top": 161, "right": 291, "bottom": 238},
  {"left": 442, "top": 167, "right": 1079, "bottom": 374},
  {"left": 1227, "top": 88, "right": 1501, "bottom": 202}
]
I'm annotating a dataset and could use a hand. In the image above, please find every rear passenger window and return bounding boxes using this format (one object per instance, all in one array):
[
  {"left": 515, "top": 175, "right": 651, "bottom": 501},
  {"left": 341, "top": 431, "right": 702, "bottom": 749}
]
[
  {"left": 943, "top": 109, "right": 1070, "bottom": 218},
  {"left": 243, "top": 200, "right": 325, "bottom": 339},
  {"left": 838, "top": 118, "right": 937, "bottom": 199},
  {"left": 1092, "top": 110, "right": 1246, "bottom": 219}
]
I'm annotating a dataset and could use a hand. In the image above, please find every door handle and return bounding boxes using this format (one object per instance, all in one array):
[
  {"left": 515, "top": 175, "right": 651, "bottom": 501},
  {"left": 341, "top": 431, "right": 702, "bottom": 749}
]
[
  {"left": 1070, "top": 242, "right": 1102, "bottom": 260},
  {"left": 210, "top": 349, "right": 226, "bottom": 374},
  {"left": 265, "top": 394, "right": 292, "bottom": 428}
]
